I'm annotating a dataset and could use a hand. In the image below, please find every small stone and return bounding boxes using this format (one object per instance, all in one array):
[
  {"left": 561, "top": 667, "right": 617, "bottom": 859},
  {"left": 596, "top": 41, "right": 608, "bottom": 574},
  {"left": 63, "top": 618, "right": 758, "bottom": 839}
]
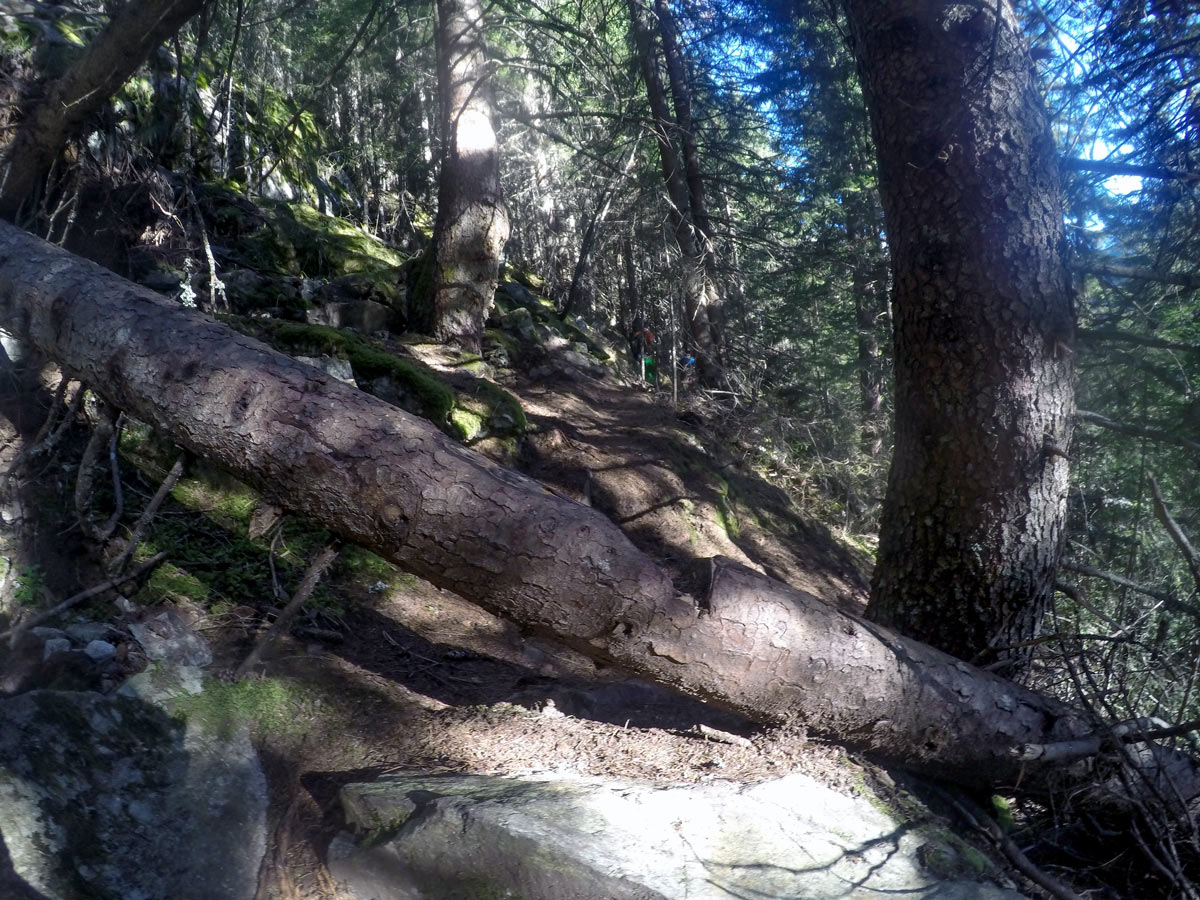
[
  {"left": 42, "top": 637, "right": 72, "bottom": 660},
  {"left": 67, "top": 621, "right": 114, "bottom": 644},
  {"left": 85, "top": 640, "right": 118, "bottom": 661},
  {"left": 114, "top": 595, "right": 138, "bottom": 614},
  {"left": 128, "top": 609, "right": 213, "bottom": 667}
]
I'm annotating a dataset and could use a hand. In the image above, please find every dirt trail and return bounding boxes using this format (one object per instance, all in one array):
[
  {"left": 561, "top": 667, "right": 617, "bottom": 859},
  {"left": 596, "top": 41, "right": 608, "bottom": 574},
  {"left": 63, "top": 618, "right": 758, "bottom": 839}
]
[{"left": 493, "top": 356, "right": 868, "bottom": 610}]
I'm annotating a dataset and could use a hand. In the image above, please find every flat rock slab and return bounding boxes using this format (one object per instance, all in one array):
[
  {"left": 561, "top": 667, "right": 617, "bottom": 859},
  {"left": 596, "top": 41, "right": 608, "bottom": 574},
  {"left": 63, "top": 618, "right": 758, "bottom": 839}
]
[
  {"left": 0, "top": 689, "right": 266, "bottom": 900},
  {"left": 333, "top": 772, "right": 1028, "bottom": 900}
]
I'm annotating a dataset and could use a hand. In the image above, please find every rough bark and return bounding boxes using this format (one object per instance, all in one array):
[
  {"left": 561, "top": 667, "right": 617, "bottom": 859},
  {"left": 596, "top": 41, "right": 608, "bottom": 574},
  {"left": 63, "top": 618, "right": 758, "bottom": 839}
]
[
  {"left": 844, "top": 1, "right": 1076, "bottom": 668},
  {"left": 626, "top": 0, "right": 722, "bottom": 385},
  {"left": 420, "top": 0, "right": 509, "bottom": 352},
  {"left": 3, "top": 220, "right": 1199, "bottom": 807},
  {"left": 0, "top": 0, "right": 208, "bottom": 222}
]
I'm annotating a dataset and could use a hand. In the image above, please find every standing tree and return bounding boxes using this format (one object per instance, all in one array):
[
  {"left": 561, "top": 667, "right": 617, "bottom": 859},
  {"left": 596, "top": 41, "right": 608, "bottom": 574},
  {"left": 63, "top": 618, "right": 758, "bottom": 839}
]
[
  {"left": 0, "top": 0, "right": 208, "bottom": 223},
  {"left": 842, "top": 0, "right": 1076, "bottom": 667},
  {"left": 415, "top": 0, "right": 510, "bottom": 351}
]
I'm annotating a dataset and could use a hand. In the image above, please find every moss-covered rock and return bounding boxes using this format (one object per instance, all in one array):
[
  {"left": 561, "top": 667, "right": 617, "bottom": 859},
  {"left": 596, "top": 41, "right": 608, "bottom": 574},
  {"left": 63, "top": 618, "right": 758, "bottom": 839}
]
[{"left": 269, "top": 323, "right": 525, "bottom": 442}]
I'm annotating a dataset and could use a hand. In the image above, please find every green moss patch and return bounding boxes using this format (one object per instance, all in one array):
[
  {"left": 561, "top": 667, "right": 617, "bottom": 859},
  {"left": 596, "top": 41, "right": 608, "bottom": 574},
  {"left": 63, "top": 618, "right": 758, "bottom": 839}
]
[
  {"left": 170, "top": 676, "right": 318, "bottom": 741},
  {"left": 271, "top": 322, "right": 525, "bottom": 442},
  {"left": 199, "top": 186, "right": 406, "bottom": 290}
]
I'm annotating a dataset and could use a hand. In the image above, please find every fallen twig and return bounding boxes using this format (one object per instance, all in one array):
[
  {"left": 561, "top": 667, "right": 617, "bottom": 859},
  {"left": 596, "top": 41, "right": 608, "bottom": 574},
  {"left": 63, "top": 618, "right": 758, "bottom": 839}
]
[
  {"left": 236, "top": 542, "right": 340, "bottom": 679},
  {"left": 944, "top": 790, "right": 1085, "bottom": 900},
  {"left": 692, "top": 723, "right": 753, "bottom": 748},
  {"left": 2, "top": 551, "right": 169, "bottom": 646},
  {"left": 108, "top": 451, "right": 188, "bottom": 576}
]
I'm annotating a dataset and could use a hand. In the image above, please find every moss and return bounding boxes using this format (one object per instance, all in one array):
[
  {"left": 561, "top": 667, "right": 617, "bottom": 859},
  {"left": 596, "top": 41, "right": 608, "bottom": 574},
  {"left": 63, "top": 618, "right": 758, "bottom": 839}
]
[
  {"left": 354, "top": 346, "right": 457, "bottom": 422},
  {"left": 270, "top": 322, "right": 525, "bottom": 442},
  {"left": 507, "top": 266, "right": 545, "bottom": 292},
  {"left": 340, "top": 547, "right": 396, "bottom": 580},
  {"left": 170, "top": 676, "right": 316, "bottom": 741},
  {"left": 140, "top": 563, "right": 210, "bottom": 605},
  {"left": 460, "top": 380, "right": 527, "bottom": 434},
  {"left": 170, "top": 475, "right": 259, "bottom": 532},
  {"left": 559, "top": 317, "right": 613, "bottom": 361},
  {"left": 274, "top": 321, "right": 354, "bottom": 357},
  {"left": 991, "top": 794, "right": 1016, "bottom": 832},
  {"left": 716, "top": 499, "right": 741, "bottom": 539},
  {"left": 272, "top": 323, "right": 458, "bottom": 425},
  {"left": 201, "top": 187, "right": 407, "bottom": 285},
  {"left": 118, "top": 418, "right": 182, "bottom": 477},
  {"left": 450, "top": 408, "right": 486, "bottom": 441},
  {"left": 253, "top": 200, "right": 404, "bottom": 278},
  {"left": 484, "top": 328, "right": 520, "bottom": 358}
]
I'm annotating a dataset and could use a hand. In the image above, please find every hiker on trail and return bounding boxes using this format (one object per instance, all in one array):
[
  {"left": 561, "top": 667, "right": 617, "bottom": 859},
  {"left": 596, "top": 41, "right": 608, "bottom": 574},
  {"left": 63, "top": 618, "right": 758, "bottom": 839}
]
[
  {"left": 630, "top": 321, "right": 657, "bottom": 384},
  {"left": 631, "top": 323, "right": 655, "bottom": 360}
]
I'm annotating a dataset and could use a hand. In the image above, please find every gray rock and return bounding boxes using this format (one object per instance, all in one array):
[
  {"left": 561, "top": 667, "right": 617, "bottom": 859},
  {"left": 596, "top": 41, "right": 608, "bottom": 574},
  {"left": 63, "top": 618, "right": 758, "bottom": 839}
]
[
  {"left": 41, "top": 637, "right": 71, "bottom": 660},
  {"left": 497, "top": 280, "right": 540, "bottom": 311},
  {"left": 306, "top": 299, "right": 400, "bottom": 335},
  {"left": 0, "top": 689, "right": 267, "bottom": 900},
  {"left": 333, "top": 773, "right": 1026, "bottom": 900},
  {"left": 113, "top": 596, "right": 137, "bottom": 615},
  {"left": 118, "top": 664, "right": 205, "bottom": 705},
  {"left": 557, "top": 347, "right": 606, "bottom": 377},
  {"left": 83, "top": 640, "right": 117, "bottom": 662},
  {"left": 295, "top": 354, "right": 358, "bottom": 386},
  {"left": 127, "top": 609, "right": 212, "bottom": 667},
  {"left": 501, "top": 306, "right": 536, "bottom": 341},
  {"left": 65, "top": 622, "right": 114, "bottom": 645},
  {"left": 30, "top": 627, "right": 66, "bottom": 642}
]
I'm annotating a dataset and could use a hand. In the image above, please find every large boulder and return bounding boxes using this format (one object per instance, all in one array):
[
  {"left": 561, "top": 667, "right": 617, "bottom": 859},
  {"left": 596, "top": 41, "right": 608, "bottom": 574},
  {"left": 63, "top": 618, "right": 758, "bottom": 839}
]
[
  {"left": 330, "top": 772, "right": 1027, "bottom": 900},
  {"left": 0, "top": 688, "right": 266, "bottom": 900}
]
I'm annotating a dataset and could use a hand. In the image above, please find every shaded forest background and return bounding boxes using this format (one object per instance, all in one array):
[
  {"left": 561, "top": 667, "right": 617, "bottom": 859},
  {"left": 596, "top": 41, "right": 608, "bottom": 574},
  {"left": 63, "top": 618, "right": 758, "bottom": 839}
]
[{"left": 3, "top": 0, "right": 1200, "bottom": 893}]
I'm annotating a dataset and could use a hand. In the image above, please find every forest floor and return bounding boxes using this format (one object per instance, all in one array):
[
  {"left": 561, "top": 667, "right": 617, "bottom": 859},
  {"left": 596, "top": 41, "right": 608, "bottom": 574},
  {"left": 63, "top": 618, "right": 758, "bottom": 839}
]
[
  {"left": 219, "top": 344, "right": 885, "bottom": 899},
  {"left": 0, "top": 329, "right": 916, "bottom": 900}
]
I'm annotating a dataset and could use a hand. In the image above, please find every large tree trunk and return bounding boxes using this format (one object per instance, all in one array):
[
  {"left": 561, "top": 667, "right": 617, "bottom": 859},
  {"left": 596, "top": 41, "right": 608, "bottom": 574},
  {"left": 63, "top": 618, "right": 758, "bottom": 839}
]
[
  {"left": 843, "top": 1, "right": 1076, "bottom": 669},
  {"left": 3, "top": 219, "right": 1197, "bottom": 809},
  {"left": 416, "top": 0, "right": 509, "bottom": 352},
  {"left": 0, "top": 0, "right": 208, "bottom": 222},
  {"left": 626, "top": 0, "right": 722, "bottom": 386}
]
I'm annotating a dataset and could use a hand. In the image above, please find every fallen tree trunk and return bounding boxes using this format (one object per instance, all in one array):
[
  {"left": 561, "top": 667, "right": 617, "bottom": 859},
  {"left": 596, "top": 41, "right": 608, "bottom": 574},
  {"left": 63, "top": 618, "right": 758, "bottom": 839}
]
[{"left": 1, "top": 219, "right": 1197, "bottom": 805}]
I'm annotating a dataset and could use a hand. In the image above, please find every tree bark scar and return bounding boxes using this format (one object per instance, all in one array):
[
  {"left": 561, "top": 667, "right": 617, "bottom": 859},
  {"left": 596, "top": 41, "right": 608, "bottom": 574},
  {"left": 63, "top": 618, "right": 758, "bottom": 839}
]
[
  {"left": 376, "top": 503, "right": 409, "bottom": 543},
  {"left": 686, "top": 556, "right": 720, "bottom": 615},
  {"left": 50, "top": 293, "right": 70, "bottom": 344}
]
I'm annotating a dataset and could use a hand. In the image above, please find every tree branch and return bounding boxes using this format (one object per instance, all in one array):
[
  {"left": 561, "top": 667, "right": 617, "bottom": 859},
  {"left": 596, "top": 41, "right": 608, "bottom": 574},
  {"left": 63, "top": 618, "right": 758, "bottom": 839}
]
[
  {"left": 1077, "top": 261, "right": 1200, "bottom": 291},
  {"left": 1075, "top": 409, "right": 1200, "bottom": 456},
  {"left": 1077, "top": 327, "right": 1200, "bottom": 356},
  {"left": 2, "top": 551, "right": 169, "bottom": 645},
  {"left": 1148, "top": 473, "right": 1200, "bottom": 595},
  {"left": 1059, "top": 559, "right": 1200, "bottom": 625},
  {"left": 1062, "top": 156, "right": 1200, "bottom": 183},
  {"left": 236, "top": 542, "right": 340, "bottom": 679}
]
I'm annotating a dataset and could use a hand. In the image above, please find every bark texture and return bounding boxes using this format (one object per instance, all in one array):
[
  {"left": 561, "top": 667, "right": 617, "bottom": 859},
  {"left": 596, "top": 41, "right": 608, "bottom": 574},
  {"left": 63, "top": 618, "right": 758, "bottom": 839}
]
[
  {"left": 844, "top": 1, "right": 1075, "bottom": 667},
  {"left": 422, "top": 0, "right": 509, "bottom": 351},
  {"left": 0, "top": 0, "right": 208, "bottom": 222},
  {"left": 3, "top": 220, "right": 1197, "bottom": 807}
]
